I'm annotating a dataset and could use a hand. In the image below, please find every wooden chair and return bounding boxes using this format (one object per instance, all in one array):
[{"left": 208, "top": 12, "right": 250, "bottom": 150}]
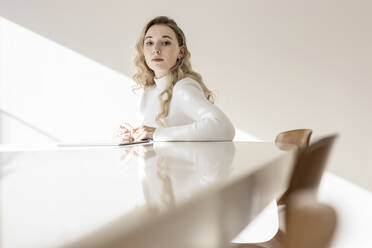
[
  {"left": 275, "top": 129, "right": 312, "bottom": 151},
  {"left": 284, "top": 190, "right": 337, "bottom": 248},
  {"left": 234, "top": 190, "right": 337, "bottom": 248},
  {"left": 234, "top": 134, "right": 338, "bottom": 248},
  {"left": 278, "top": 134, "right": 337, "bottom": 206}
]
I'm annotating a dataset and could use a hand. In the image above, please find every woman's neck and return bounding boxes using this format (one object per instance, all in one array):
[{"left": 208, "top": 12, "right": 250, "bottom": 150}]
[{"left": 154, "top": 71, "right": 170, "bottom": 79}]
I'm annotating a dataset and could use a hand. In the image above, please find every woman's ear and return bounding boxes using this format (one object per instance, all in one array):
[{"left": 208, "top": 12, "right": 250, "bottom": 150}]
[{"left": 178, "top": 46, "right": 185, "bottom": 59}]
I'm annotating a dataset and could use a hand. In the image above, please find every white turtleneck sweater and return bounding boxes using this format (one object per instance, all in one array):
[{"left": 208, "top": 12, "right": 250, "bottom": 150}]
[{"left": 139, "top": 74, "right": 235, "bottom": 141}]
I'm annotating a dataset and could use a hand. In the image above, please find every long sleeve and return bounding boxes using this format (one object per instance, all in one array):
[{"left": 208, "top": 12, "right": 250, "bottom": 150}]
[{"left": 153, "top": 80, "right": 235, "bottom": 141}]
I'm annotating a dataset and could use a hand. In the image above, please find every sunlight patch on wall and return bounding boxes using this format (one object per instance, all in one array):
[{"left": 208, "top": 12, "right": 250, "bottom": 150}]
[{"left": 0, "top": 17, "right": 139, "bottom": 143}]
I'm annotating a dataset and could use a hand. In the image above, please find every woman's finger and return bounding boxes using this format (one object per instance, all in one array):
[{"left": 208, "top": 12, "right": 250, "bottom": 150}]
[
  {"left": 123, "top": 123, "right": 133, "bottom": 129},
  {"left": 131, "top": 126, "right": 141, "bottom": 134},
  {"left": 119, "top": 126, "right": 129, "bottom": 132},
  {"left": 121, "top": 137, "right": 130, "bottom": 142},
  {"left": 136, "top": 131, "right": 147, "bottom": 141},
  {"left": 134, "top": 127, "right": 146, "bottom": 140},
  {"left": 133, "top": 127, "right": 144, "bottom": 139},
  {"left": 128, "top": 125, "right": 154, "bottom": 141},
  {"left": 121, "top": 131, "right": 134, "bottom": 141},
  {"left": 120, "top": 123, "right": 134, "bottom": 134},
  {"left": 118, "top": 131, "right": 131, "bottom": 138}
]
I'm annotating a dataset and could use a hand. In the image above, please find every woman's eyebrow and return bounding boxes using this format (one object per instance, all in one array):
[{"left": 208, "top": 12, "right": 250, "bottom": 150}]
[
  {"left": 162, "top": 35, "right": 173, "bottom": 40},
  {"left": 144, "top": 35, "right": 173, "bottom": 40}
]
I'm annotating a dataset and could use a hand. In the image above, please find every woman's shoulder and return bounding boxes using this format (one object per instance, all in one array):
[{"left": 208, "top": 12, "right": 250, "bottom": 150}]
[{"left": 173, "top": 77, "right": 203, "bottom": 93}]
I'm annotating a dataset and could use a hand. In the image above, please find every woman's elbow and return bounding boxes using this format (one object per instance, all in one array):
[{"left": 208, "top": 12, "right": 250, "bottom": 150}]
[
  {"left": 222, "top": 122, "right": 235, "bottom": 141},
  {"left": 213, "top": 119, "right": 235, "bottom": 141}
]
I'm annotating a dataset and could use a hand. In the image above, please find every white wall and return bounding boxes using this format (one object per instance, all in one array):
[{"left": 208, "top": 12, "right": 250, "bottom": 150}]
[
  {"left": 0, "top": 0, "right": 371, "bottom": 190},
  {"left": 0, "top": 17, "right": 140, "bottom": 143}
]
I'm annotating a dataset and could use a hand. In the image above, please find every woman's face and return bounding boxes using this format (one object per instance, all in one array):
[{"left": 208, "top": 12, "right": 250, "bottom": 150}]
[{"left": 143, "top": 24, "right": 184, "bottom": 78}]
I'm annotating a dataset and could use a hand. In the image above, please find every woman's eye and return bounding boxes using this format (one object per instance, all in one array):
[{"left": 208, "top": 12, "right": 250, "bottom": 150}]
[
  {"left": 145, "top": 41, "right": 153, "bottom": 46},
  {"left": 162, "top": 41, "right": 171, "bottom": 46}
]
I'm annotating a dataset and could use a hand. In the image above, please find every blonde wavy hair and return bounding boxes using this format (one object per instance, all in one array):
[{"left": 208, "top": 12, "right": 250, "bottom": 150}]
[{"left": 133, "top": 16, "right": 214, "bottom": 126}]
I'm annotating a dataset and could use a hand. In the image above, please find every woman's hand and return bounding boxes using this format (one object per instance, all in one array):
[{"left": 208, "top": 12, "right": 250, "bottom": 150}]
[
  {"left": 116, "top": 123, "right": 135, "bottom": 143},
  {"left": 132, "top": 125, "right": 156, "bottom": 141},
  {"left": 116, "top": 123, "right": 156, "bottom": 142}
]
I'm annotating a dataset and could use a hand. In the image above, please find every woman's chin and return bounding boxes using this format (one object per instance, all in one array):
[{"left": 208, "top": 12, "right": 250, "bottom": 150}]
[
  {"left": 151, "top": 67, "right": 171, "bottom": 75},
  {"left": 151, "top": 64, "right": 167, "bottom": 70}
]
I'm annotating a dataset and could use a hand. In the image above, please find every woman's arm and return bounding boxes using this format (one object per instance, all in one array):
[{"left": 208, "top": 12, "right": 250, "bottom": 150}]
[{"left": 153, "top": 80, "right": 235, "bottom": 141}]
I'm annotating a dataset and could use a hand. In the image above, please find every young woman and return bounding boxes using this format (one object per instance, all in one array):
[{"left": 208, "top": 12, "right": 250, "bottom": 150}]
[{"left": 119, "top": 16, "right": 235, "bottom": 142}]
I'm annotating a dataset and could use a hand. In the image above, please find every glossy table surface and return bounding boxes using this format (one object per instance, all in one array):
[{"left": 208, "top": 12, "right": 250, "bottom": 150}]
[{"left": 0, "top": 141, "right": 296, "bottom": 248}]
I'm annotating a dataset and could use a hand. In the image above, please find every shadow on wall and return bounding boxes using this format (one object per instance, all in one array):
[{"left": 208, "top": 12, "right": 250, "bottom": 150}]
[{"left": 0, "top": 17, "right": 139, "bottom": 143}]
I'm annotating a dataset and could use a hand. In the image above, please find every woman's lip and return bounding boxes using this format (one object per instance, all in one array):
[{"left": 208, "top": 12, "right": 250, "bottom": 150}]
[{"left": 152, "top": 58, "right": 163, "bottom": 61}]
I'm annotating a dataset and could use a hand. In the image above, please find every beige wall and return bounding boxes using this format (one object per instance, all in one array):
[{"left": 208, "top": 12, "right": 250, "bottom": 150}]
[{"left": 0, "top": 0, "right": 371, "bottom": 190}]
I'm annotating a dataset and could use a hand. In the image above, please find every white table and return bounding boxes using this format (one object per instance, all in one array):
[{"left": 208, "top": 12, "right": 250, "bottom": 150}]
[{"left": 0, "top": 141, "right": 296, "bottom": 248}]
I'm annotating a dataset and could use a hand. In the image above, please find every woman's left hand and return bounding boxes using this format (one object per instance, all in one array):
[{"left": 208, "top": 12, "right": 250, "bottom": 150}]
[{"left": 132, "top": 125, "right": 156, "bottom": 141}]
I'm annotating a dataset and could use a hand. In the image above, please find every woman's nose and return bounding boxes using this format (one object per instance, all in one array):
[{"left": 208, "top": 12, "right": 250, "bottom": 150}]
[{"left": 153, "top": 43, "right": 161, "bottom": 54}]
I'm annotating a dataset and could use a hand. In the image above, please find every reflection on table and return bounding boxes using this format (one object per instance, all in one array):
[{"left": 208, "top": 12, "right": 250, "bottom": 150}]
[
  {"left": 121, "top": 142, "right": 236, "bottom": 211},
  {"left": 0, "top": 141, "right": 295, "bottom": 248}
]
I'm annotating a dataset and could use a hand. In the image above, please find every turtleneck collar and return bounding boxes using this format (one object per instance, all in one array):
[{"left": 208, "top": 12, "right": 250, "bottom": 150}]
[{"left": 154, "top": 73, "right": 171, "bottom": 92}]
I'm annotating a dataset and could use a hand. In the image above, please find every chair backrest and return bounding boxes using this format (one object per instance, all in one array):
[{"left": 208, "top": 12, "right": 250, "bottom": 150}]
[
  {"left": 275, "top": 129, "right": 313, "bottom": 151},
  {"left": 284, "top": 190, "right": 337, "bottom": 248},
  {"left": 278, "top": 134, "right": 337, "bottom": 205}
]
